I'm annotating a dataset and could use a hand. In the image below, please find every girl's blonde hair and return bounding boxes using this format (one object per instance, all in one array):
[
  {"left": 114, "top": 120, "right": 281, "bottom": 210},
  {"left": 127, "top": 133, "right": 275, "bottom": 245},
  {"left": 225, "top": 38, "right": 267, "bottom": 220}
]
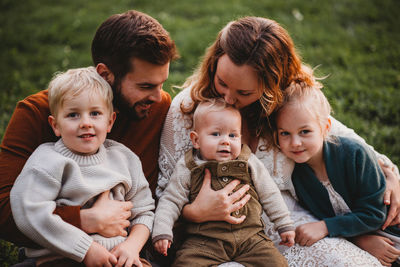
[
  {"left": 48, "top": 66, "right": 113, "bottom": 117},
  {"left": 181, "top": 16, "right": 318, "bottom": 148}
]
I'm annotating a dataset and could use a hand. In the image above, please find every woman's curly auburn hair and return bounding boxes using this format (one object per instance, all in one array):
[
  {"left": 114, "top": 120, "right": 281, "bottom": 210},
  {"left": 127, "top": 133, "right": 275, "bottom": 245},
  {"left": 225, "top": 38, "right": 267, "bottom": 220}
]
[{"left": 181, "top": 16, "right": 317, "bottom": 148}]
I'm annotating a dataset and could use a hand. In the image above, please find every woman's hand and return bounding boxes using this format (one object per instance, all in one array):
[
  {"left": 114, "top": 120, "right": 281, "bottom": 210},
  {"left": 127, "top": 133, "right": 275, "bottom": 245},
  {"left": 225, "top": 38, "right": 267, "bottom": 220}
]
[
  {"left": 351, "top": 234, "right": 400, "bottom": 266},
  {"left": 379, "top": 159, "right": 400, "bottom": 229},
  {"left": 295, "top": 221, "right": 328, "bottom": 247},
  {"left": 182, "top": 169, "right": 251, "bottom": 224},
  {"left": 80, "top": 190, "right": 133, "bottom": 237}
]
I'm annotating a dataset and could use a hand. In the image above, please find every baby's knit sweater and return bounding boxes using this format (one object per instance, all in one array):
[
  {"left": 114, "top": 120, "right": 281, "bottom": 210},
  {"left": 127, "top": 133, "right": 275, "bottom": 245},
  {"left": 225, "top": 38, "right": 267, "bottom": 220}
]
[{"left": 10, "top": 139, "right": 155, "bottom": 262}]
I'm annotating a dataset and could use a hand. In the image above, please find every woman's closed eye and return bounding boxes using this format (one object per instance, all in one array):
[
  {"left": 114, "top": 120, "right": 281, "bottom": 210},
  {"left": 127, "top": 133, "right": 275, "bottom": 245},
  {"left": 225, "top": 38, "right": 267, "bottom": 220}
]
[
  {"left": 217, "top": 77, "right": 227, "bottom": 87},
  {"left": 237, "top": 90, "right": 252, "bottom": 96}
]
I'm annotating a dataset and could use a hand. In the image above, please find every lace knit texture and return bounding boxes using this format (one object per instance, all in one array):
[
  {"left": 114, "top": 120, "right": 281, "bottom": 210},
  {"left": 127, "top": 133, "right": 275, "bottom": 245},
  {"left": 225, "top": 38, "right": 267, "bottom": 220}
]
[{"left": 157, "top": 87, "right": 382, "bottom": 266}]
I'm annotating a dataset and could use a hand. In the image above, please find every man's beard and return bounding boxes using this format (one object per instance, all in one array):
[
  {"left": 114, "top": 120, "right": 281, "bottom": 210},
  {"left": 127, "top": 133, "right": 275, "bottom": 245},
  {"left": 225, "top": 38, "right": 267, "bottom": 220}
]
[{"left": 113, "top": 85, "right": 153, "bottom": 120}]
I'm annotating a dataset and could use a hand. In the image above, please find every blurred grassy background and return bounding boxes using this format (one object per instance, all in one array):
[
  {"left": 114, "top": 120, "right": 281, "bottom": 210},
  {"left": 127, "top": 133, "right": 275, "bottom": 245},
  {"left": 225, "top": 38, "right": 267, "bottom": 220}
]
[{"left": 1, "top": 0, "right": 399, "bottom": 265}]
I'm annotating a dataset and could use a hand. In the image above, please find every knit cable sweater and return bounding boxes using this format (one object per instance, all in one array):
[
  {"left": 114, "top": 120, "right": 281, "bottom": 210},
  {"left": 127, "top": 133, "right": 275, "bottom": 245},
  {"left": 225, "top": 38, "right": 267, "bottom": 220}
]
[{"left": 10, "top": 139, "right": 155, "bottom": 262}]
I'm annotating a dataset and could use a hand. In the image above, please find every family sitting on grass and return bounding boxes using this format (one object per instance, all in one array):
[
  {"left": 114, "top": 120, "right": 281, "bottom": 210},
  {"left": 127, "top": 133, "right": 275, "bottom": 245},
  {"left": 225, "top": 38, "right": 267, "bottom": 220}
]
[{"left": 1, "top": 9, "right": 400, "bottom": 267}]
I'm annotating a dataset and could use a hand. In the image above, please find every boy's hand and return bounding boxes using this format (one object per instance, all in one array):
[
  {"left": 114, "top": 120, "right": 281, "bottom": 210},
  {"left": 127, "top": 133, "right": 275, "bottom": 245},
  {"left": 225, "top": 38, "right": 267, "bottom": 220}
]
[
  {"left": 279, "top": 230, "right": 295, "bottom": 247},
  {"left": 154, "top": 239, "right": 171, "bottom": 256},
  {"left": 111, "top": 239, "right": 143, "bottom": 267},
  {"left": 84, "top": 241, "right": 117, "bottom": 267},
  {"left": 295, "top": 221, "right": 328, "bottom": 246}
]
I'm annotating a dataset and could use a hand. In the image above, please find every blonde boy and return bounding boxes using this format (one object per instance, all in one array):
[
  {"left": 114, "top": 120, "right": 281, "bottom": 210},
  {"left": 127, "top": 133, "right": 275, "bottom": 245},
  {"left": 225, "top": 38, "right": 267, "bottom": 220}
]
[
  {"left": 11, "top": 67, "right": 154, "bottom": 267},
  {"left": 153, "top": 98, "right": 294, "bottom": 266}
]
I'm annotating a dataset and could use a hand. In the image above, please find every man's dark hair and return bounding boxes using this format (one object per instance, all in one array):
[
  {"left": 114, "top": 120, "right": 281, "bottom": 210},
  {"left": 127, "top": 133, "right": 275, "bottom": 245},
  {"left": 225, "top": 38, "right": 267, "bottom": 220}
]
[{"left": 91, "top": 10, "right": 179, "bottom": 82}]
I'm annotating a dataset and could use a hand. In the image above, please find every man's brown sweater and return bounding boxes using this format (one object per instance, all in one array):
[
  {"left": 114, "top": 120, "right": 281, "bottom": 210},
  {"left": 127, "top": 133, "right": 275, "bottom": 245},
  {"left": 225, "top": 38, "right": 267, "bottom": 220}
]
[{"left": 0, "top": 89, "right": 171, "bottom": 246}]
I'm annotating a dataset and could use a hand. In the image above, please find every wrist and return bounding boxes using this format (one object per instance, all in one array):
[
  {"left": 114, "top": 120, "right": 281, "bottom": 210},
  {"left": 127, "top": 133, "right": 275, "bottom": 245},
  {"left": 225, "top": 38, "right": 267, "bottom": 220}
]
[
  {"left": 80, "top": 208, "right": 99, "bottom": 234},
  {"left": 320, "top": 220, "right": 329, "bottom": 236},
  {"left": 182, "top": 203, "right": 203, "bottom": 223}
]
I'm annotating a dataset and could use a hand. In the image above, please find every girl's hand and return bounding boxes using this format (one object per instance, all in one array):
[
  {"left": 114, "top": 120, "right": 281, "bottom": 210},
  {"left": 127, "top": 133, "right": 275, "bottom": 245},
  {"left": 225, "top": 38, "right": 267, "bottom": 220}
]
[
  {"left": 295, "top": 221, "right": 328, "bottom": 247},
  {"left": 379, "top": 159, "right": 400, "bottom": 229},
  {"left": 279, "top": 230, "right": 295, "bottom": 247},
  {"left": 352, "top": 234, "right": 400, "bottom": 266},
  {"left": 154, "top": 239, "right": 171, "bottom": 256},
  {"left": 182, "top": 169, "right": 251, "bottom": 224},
  {"left": 81, "top": 190, "right": 132, "bottom": 237},
  {"left": 83, "top": 241, "right": 117, "bottom": 267}
]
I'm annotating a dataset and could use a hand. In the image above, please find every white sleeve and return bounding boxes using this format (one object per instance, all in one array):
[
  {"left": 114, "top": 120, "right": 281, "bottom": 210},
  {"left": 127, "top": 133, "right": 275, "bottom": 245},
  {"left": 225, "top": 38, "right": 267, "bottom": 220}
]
[
  {"left": 249, "top": 154, "right": 294, "bottom": 232},
  {"left": 152, "top": 158, "right": 191, "bottom": 240},
  {"left": 10, "top": 157, "right": 92, "bottom": 262},
  {"left": 156, "top": 87, "right": 194, "bottom": 199}
]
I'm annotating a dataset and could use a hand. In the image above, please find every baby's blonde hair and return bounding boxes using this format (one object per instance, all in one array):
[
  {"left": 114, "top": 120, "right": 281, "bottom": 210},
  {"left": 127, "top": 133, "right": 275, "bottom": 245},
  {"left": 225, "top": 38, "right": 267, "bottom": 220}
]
[
  {"left": 48, "top": 66, "right": 113, "bottom": 117},
  {"left": 193, "top": 98, "right": 241, "bottom": 131}
]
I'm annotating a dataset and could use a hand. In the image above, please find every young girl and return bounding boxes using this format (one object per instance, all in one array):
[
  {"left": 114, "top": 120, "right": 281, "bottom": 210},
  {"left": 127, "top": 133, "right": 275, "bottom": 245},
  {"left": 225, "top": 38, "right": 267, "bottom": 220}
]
[{"left": 273, "top": 80, "right": 400, "bottom": 264}]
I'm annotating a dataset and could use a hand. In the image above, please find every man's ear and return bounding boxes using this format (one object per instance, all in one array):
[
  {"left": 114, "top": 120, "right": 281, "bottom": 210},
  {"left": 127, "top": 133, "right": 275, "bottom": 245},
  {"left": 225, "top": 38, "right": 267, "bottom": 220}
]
[
  {"left": 48, "top": 115, "right": 61, "bottom": 137},
  {"left": 96, "top": 63, "right": 115, "bottom": 85},
  {"left": 190, "top": 131, "right": 200, "bottom": 149},
  {"left": 107, "top": 112, "right": 117, "bottom": 133}
]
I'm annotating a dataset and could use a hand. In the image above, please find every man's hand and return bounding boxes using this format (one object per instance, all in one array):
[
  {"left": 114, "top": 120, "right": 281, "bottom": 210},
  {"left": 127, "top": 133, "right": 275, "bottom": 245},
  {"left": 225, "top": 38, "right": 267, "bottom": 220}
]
[
  {"left": 295, "top": 221, "right": 328, "bottom": 247},
  {"left": 81, "top": 190, "right": 133, "bottom": 237},
  {"left": 182, "top": 169, "right": 251, "bottom": 224}
]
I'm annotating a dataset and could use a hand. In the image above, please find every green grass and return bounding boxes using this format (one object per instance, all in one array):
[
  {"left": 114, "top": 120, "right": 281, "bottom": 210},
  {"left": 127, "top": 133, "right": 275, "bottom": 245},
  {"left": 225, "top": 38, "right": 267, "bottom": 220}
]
[{"left": 1, "top": 0, "right": 399, "bottom": 264}]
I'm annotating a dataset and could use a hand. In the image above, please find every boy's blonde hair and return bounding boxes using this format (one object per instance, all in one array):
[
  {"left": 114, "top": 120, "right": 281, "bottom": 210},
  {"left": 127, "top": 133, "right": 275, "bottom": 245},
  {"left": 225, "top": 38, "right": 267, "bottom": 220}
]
[
  {"left": 48, "top": 66, "right": 113, "bottom": 117},
  {"left": 274, "top": 80, "right": 332, "bottom": 142},
  {"left": 193, "top": 98, "right": 241, "bottom": 131}
]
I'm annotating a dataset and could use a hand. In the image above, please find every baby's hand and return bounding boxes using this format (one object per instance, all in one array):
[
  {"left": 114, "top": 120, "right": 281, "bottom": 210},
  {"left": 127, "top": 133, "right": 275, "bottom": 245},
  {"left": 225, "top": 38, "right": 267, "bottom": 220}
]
[
  {"left": 154, "top": 239, "right": 171, "bottom": 256},
  {"left": 279, "top": 230, "right": 295, "bottom": 247}
]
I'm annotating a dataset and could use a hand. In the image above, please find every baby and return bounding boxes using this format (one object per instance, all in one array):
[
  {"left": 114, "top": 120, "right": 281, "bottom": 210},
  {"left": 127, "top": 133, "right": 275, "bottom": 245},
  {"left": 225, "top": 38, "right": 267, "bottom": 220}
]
[{"left": 153, "top": 98, "right": 294, "bottom": 266}]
